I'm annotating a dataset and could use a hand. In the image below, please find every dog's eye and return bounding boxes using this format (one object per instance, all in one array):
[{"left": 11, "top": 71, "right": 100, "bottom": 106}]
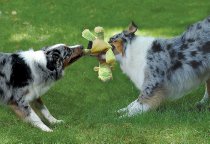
[
  {"left": 52, "top": 52, "right": 61, "bottom": 60},
  {"left": 109, "top": 38, "right": 115, "bottom": 43}
]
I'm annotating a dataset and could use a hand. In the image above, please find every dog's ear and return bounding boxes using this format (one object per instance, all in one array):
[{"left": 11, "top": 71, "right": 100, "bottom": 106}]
[
  {"left": 46, "top": 50, "right": 63, "bottom": 71},
  {"left": 52, "top": 51, "right": 61, "bottom": 61},
  {"left": 124, "top": 21, "right": 138, "bottom": 36},
  {"left": 45, "top": 50, "right": 63, "bottom": 63}
]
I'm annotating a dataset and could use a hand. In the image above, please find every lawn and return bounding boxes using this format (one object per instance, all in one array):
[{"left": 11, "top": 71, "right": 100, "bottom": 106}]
[{"left": 0, "top": 0, "right": 210, "bottom": 143}]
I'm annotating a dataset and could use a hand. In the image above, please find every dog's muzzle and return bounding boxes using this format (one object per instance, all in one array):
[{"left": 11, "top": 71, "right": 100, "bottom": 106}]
[{"left": 64, "top": 45, "right": 84, "bottom": 67}]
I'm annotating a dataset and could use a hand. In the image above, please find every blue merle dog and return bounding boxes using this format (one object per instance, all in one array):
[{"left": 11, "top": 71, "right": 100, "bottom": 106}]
[
  {"left": 107, "top": 16, "right": 210, "bottom": 117},
  {"left": 0, "top": 44, "right": 83, "bottom": 131}
]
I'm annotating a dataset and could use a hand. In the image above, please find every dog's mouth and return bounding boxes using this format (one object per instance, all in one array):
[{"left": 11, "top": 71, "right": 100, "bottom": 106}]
[
  {"left": 63, "top": 45, "right": 84, "bottom": 67},
  {"left": 67, "top": 54, "right": 83, "bottom": 64}
]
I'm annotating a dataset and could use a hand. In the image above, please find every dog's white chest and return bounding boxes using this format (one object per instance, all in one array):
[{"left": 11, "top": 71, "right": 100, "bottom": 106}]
[
  {"left": 120, "top": 54, "right": 147, "bottom": 90},
  {"left": 119, "top": 37, "right": 154, "bottom": 90}
]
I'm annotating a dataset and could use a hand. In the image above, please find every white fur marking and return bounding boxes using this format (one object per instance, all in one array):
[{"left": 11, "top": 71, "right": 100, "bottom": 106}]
[
  {"left": 118, "top": 99, "right": 150, "bottom": 117},
  {"left": 20, "top": 50, "right": 55, "bottom": 102},
  {"left": 41, "top": 105, "right": 63, "bottom": 124},
  {"left": 200, "top": 87, "right": 209, "bottom": 104},
  {"left": 20, "top": 50, "right": 47, "bottom": 67},
  {"left": 25, "top": 109, "right": 52, "bottom": 132},
  {"left": 118, "top": 36, "right": 155, "bottom": 90},
  {"left": 46, "top": 44, "right": 65, "bottom": 51}
]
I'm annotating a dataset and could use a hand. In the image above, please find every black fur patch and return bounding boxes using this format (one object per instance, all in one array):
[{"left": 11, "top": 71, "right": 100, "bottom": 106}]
[
  {"left": 0, "top": 87, "right": 3, "bottom": 96},
  {"left": 47, "top": 60, "right": 56, "bottom": 71},
  {"left": 187, "top": 38, "right": 195, "bottom": 43},
  {"left": 180, "top": 44, "right": 188, "bottom": 50},
  {"left": 149, "top": 66, "right": 154, "bottom": 70},
  {"left": 46, "top": 49, "right": 63, "bottom": 71},
  {"left": 148, "top": 57, "right": 153, "bottom": 61},
  {"left": 171, "top": 61, "right": 182, "bottom": 71},
  {"left": 196, "top": 23, "right": 202, "bottom": 29},
  {"left": 169, "top": 50, "right": 176, "bottom": 58},
  {"left": 1, "top": 58, "right": 6, "bottom": 65},
  {"left": 201, "top": 41, "right": 210, "bottom": 53},
  {"left": 178, "top": 52, "right": 185, "bottom": 59},
  {"left": 155, "top": 68, "right": 160, "bottom": 73},
  {"left": 189, "top": 61, "right": 201, "bottom": 69},
  {"left": 166, "top": 44, "right": 172, "bottom": 50},
  {"left": 10, "top": 54, "right": 32, "bottom": 88},
  {"left": 151, "top": 41, "right": 162, "bottom": 52},
  {"left": 0, "top": 71, "right": 5, "bottom": 77},
  {"left": 191, "top": 51, "right": 197, "bottom": 56},
  {"left": 181, "top": 35, "right": 185, "bottom": 42}
]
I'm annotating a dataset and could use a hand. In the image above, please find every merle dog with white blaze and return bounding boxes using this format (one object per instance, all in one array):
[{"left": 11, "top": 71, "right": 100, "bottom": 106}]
[
  {"left": 0, "top": 44, "right": 83, "bottom": 132},
  {"left": 108, "top": 16, "right": 210, "bottom": 117}
]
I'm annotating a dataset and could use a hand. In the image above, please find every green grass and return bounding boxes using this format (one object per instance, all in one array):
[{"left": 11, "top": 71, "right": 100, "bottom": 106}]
[{"left": 0, "top": 0, "right": 210, "bottom": 143}]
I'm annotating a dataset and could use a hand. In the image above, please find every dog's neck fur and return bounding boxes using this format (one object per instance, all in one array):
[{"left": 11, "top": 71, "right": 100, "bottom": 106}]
[
  {"left": 20, "top": 50, "right": 47, "bottom": 67},
  {"left": 116, "top": 36, "right": 155, "bottom": 89},
  {"left": 19, "top": 49, "right": 58, "bottom": 83}
]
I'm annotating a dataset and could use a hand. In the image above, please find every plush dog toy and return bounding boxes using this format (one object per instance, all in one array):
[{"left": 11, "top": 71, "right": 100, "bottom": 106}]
[{"left": 82, "top": 27, "right": 116, "bottom": 82}]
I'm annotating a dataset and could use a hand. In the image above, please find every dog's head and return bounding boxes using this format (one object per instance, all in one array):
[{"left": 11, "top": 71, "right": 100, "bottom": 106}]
[
  {"left": 43, "top": 44, "right": 83, "bottom": 71},
  {"left": 108, "top": 21, "right": 138, "bottom": 56}
]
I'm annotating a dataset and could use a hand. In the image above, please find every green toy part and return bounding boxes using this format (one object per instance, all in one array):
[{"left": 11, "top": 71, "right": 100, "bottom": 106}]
[
  {"left": 94, "top": 63, "right": 112, "bottom": 82},
  {"left": 82, "top": 29, "right": 96, "bottom": 41},
  {"left": 82, "top": 26, "right": 116, "bottom": 82},
  {"left": 106, "top": 48, "right": 115, "bottom": 65}
]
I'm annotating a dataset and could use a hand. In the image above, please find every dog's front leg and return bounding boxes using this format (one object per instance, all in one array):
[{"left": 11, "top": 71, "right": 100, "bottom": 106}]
[
  {"left": 9, "top": 102, "right": 53, "bottom": 132},
  {"left": 196, "top": 79, "right": 210, "bottom": 110},
  {"left": 118, "top": 66, "right": 166, "bottom": 117},
  {"left": 118, "top": 88, "right": 165, "bottom": 117},
  {"left": 31, "top": 98, "right": 63, "bottom": 124},
  {"left": 117, "top": 99, "right": 151, "bottom": 117}
]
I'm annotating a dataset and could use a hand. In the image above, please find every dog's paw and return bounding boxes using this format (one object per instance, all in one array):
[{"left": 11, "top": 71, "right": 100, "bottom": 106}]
[
  {"left": 195, "top": 101, "right": 208, "bottom": 111},
  {"left": 42, "top": 127, "right": 53, "bottom": 132},
  {"left": 117, "top": 107, "right": 128, "bottom": 118},
  {"left": 117, "top": 100, "right": 149, "bottom": 118},
  {"left": 38, "top": 124, "right": 53, "bottom": 132},
  {"left": 117, "top": 100, "right": 139, "bottom": 117},
  {"left": 54, "top": 119, "right": 64, "bottom": 124},
  {"left": 50, "top": 119, "right": 64, "bottom": 125}
]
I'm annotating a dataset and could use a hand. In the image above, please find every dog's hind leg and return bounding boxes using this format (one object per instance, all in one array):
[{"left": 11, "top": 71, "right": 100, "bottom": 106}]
[
  {"left": 9, "top": 102, "right": 53, "bottom": 132},
  {"left": 30, "top": 98, "right": 63, "bottom": 124},
  {"left": 196, "top": 79, "right": 210, "bottom": 110},
  {"left": 118, "top": 88, "right": 165, "bottom": 117}
]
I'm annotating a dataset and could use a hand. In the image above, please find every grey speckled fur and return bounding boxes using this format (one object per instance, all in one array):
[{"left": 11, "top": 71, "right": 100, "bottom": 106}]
[
  {"left": 109, "top": 16, "right": 210, "bottom": 117},
  {"left": 145, "top": 16, "right": 210, "bottom": 99},
  {"left": 0, "top": 44, "right": 83, "bottom": 131}
]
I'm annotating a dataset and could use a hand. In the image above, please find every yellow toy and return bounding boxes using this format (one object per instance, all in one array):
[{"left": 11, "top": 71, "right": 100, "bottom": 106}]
[{"left": 82, "top": 26, "right": 116, "bottom": 82}]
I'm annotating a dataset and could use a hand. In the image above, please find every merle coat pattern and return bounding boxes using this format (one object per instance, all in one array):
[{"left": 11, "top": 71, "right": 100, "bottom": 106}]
[
  {"left": 108, "top": 16, "right": 210, "bottom": 117},
  {"left": 0, "top": 44, "right": 83, "bottom": 131}
]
